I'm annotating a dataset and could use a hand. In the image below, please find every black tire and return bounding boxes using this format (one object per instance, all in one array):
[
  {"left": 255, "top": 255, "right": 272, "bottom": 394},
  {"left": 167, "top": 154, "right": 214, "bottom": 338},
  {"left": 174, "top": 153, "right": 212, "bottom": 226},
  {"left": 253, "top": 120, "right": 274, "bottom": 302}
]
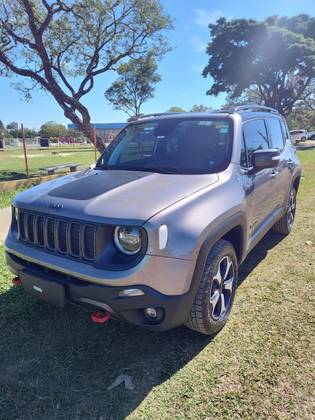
[
  {"left": 272, "top": 188, "right": 296, "bottom": 235},
  {"left": 185, "top": 239, "right": 238, "bottom": 336},
  {"left": 301, "top": 137, "right": 306, "bottom": 142}
]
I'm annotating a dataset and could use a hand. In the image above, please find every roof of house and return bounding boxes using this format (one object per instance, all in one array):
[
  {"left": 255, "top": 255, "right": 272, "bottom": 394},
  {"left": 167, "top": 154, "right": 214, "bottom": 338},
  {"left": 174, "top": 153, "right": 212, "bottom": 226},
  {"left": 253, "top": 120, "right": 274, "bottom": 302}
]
[{"left": 68, "top": 123, "right": 126, "bottom": 130}]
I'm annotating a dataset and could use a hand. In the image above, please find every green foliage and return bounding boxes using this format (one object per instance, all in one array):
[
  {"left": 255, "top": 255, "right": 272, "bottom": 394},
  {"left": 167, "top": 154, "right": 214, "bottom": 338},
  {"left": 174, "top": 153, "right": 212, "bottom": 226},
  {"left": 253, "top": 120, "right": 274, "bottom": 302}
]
[
  {"left": 40, "top": 121, "right": 66, "bottom": 138},
  {"left": 105, "top": 54, "right": 161, "bottom": 116},
  {"left": 0, "top": 0, "right": 172, "bottom": 146},
  {"left": 167, "top": 106, "right": 186, "bottom": 113},
  {"left": 8, "top": 128, "right": 38, "bottom": 138},
  {"left": 203, "top": 15, "right": 315, "bottom": 115},
  {"left": 0, "top": 120, "right": 4, "bottom": 130},
  {"left": 191, "top": 104, "right": 209, "bottom": 112},
  {"left": 6, "top": 122, "right": 18, "bottom": 130},
  {"left": 287, "top": 108, "right": 315, "bottom": 131}
]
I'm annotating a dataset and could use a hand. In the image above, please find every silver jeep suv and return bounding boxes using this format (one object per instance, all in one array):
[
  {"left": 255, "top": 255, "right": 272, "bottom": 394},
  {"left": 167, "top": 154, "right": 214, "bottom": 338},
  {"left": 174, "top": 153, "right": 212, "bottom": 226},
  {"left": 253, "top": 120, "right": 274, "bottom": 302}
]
[{"left": 5, "top": 105, "right": 301, "bottom": 335}]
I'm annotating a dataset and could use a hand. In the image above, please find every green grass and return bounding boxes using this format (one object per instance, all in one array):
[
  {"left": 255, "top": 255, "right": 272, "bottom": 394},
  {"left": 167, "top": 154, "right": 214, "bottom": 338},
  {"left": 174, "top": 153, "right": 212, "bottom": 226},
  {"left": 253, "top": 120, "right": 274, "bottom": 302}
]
[
  {"left": 0, "top": 147, "right": 97, "bottom": 181},
  {"left": 0, "top": 150, "right": 314, "bottom": 419},
  {"left": 0, "top": 188, "right": 28, "bottom": 209}
]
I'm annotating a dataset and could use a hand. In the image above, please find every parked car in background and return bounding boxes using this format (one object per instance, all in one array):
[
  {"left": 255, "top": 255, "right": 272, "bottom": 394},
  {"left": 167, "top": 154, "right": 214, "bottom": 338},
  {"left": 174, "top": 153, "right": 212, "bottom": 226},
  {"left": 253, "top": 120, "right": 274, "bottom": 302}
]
[
  {"left": 5, "top": 105, "right": 301, "bottom": 335},
  {"left": 290, "top": 129, "right": 308, "bottom": 143},
  {"left": 308, "top": 131, "right": 315, "bottom": 140}
]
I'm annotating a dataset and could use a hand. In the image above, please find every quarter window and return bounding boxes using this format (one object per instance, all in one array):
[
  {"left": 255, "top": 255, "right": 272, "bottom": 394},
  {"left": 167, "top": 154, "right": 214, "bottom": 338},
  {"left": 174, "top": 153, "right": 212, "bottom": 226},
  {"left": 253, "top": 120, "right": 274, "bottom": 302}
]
[
  {"left": 268, "top": 118, "right": 285, "bottom": 150},
  {"left": 242, "top": 119, "right": 269, "bottom": 167}
]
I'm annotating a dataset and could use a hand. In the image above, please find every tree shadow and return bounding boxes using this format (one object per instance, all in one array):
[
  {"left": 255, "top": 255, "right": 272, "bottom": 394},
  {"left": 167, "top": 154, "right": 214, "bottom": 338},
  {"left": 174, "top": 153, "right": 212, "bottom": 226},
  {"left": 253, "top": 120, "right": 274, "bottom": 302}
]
[
  {"left": 238, "top": 231, "right": 285, "bottom": 286},
  {"left": 0, "top": 231, "right": 284, "bottom": 419},
  {"left": 0, "top": 171, "right": 28, "bottom": 182}
]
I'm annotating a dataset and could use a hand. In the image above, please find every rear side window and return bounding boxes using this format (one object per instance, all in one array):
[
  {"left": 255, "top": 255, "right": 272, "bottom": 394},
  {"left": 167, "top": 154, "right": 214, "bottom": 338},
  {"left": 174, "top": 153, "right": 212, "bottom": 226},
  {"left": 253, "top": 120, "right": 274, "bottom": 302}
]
[
  {"left": 268, "top": 118, "right": 285, "bottom": 150},
  {"left": 242, "top": 119, "right": 269, "bottom": 167}
]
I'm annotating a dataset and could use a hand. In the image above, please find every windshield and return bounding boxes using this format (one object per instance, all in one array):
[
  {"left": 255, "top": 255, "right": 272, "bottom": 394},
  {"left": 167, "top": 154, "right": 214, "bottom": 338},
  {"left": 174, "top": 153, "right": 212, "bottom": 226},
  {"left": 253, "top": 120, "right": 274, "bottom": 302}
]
[{"left": 96, "top": 117, "right": 233, "bottom": 174}]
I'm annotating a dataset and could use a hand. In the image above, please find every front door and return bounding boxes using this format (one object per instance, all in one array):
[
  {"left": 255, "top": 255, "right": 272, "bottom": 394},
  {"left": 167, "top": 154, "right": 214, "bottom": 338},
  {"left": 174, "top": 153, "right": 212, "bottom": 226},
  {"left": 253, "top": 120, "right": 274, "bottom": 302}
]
[{"left": 241, "top": 118, "right": 274, "bottom": 242}]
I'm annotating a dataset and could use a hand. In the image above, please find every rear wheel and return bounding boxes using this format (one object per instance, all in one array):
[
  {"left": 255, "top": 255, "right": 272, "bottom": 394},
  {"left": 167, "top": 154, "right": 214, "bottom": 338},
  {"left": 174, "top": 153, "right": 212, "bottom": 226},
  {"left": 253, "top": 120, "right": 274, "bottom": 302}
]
[
  {"left": 273, "top": 188, "right": 296, "bottom": 235},
  {"left": 185, "top": 239, "right": 238, "bottom": 336}
]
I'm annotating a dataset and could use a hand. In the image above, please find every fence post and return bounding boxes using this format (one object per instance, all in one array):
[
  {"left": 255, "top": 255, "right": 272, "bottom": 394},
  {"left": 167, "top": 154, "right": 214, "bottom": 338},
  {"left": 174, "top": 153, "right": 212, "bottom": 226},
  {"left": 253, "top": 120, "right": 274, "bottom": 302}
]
[{"left": 21, "top": 123, "right": 29, "bottom": 178}]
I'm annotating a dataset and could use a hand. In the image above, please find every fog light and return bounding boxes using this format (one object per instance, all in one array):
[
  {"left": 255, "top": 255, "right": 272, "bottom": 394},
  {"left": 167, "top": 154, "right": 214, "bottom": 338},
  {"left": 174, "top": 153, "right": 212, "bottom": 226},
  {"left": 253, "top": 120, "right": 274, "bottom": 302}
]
[{"left": 144, "top": 307, "right": 157, "bottom": 319}]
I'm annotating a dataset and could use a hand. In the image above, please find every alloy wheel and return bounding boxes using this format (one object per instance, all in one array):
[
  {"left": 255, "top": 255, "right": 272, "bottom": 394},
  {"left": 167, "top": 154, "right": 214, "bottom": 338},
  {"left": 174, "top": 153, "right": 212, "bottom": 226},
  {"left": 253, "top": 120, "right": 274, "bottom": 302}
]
[
  {"left": 210, "top": 255, "right": 235, "bottom": 320},
  {"left": 287, "top": 190, "right": 296, "bottom": 229}
]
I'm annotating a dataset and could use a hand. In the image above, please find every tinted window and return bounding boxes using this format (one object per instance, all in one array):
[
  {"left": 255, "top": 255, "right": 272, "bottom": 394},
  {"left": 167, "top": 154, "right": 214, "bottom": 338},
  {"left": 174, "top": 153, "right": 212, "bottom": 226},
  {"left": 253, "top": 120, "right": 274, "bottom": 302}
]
[
  {"left": 268, "top": 118, "right": 285, "bottom": 150},
  {"left": 243, "top": 119, "right": 269, "bottom": 166},
  {"left": 97, "top": 118, "right": 233, "bottom": 174}
]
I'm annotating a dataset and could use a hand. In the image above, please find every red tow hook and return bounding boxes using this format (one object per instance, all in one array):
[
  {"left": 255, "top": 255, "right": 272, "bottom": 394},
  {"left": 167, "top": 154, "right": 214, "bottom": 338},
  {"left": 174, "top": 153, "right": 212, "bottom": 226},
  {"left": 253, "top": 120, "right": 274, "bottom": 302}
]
[
  {"left": 90, "top": 310, "right": 111, "bottom": 324},
  {"left": 12, "top": 277, "right": 22, "bottom": 286}
]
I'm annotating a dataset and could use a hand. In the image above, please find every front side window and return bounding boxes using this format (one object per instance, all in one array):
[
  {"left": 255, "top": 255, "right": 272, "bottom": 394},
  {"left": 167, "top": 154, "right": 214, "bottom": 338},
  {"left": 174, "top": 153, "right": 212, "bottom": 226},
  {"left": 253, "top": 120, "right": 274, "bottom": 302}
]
[
  {"left": 242, "top": 119, "right": 269, "bottom": 166},
  {"left": 268, "top": 118, "right": 285, "bottom": 150},
  {"left": 96, "top": 118, "right": 233, "bottom": 174}
]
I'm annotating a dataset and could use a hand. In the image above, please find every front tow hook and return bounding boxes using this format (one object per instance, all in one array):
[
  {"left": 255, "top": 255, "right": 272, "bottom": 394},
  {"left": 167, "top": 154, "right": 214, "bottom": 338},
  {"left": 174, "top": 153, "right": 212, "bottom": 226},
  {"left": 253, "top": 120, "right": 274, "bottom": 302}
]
[{"left": 90, "top": 311, "right": 111, "bottom": 324}]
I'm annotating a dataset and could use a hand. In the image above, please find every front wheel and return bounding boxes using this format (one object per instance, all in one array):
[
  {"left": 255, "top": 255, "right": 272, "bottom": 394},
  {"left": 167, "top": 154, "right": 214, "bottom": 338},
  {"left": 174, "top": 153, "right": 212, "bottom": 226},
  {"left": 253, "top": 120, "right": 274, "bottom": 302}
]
[
  {"left": 185, "top": 239, "right": 238, "bottom": 336},
  {"left": 273, "top": 188, "right": 296, "bottom": 235}
]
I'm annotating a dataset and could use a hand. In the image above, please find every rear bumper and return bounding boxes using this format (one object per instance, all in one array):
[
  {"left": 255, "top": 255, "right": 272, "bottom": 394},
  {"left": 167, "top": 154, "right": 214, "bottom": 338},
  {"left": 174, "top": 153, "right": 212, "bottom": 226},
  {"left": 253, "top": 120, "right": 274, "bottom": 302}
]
[{"left": 6, "top": 251, "right": 197, "bottom": 331}]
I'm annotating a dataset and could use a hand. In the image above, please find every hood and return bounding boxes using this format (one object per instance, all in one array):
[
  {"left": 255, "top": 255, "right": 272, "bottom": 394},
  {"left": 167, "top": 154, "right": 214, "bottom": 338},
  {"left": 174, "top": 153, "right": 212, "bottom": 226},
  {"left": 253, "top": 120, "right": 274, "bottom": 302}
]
[{"left": 14, "top": 168, "right": 219, "bottom": 224}]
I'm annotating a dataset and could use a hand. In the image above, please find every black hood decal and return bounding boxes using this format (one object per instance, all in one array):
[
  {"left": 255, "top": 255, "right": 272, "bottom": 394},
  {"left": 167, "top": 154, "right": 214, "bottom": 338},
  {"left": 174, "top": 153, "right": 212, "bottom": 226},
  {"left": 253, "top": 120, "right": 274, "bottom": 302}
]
[{"left": 48, "top": 170, "right": 150, "bottom": 200}]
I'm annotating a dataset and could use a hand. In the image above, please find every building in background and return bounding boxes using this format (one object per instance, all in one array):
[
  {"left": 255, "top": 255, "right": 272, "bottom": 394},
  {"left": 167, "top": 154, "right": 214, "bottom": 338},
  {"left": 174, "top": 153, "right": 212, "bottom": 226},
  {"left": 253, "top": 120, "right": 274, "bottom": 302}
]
[{"left": 68, "top": 123, "right": 126, "bottom": 144}]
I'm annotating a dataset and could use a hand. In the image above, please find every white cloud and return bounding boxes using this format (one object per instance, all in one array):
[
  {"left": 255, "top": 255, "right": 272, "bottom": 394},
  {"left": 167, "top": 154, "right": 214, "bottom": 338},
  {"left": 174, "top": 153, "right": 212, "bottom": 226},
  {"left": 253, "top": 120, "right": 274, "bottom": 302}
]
[
  {"left": 194, "top": 9, "right": 223, "bottom": 27},
  {"left": 190, "top": 35, "right": 207, "bottom": 53}
]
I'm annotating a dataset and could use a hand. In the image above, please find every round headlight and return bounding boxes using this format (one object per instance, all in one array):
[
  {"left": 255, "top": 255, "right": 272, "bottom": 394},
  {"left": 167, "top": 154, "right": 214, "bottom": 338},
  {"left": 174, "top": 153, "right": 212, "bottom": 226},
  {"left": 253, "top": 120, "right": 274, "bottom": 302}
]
[{"left": 114, "top": 226, "right": 142, "bottom": 255}]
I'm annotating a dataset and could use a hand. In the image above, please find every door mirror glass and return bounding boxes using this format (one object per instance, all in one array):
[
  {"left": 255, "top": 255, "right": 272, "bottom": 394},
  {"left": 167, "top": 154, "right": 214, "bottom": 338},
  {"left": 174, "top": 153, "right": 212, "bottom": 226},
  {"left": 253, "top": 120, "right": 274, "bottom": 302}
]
[{"left": 252, "top": 149, "right": 280, "bottom": 169}]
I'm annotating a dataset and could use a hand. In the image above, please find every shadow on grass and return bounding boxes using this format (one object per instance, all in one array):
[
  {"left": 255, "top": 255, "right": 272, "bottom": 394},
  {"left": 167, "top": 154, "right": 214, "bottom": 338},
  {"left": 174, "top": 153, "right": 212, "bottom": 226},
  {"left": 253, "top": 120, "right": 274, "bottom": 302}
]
[
  {"left": 0, "top": 171, "right": 28, "bottom": 182},
  {"left": 238, "top": 231, "right": 285, "bottom": 286},
  {"left": 0, "top": 231, "right": 284, "bottom": 419}
]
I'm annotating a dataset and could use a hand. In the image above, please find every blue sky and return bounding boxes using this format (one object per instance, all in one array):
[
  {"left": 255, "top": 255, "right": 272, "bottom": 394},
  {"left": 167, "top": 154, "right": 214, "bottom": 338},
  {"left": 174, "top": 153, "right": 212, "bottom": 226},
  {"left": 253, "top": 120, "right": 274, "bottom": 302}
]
[{"left": 0, "top": 0, "right": 314, "bottom": 129}]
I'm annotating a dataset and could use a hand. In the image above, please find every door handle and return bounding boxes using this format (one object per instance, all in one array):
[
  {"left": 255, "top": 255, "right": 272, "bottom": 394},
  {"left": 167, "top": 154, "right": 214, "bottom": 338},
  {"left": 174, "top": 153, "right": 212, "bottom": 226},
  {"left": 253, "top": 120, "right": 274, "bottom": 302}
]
[
  {"left": 270, "top": 170, "right": 279, "bottom": 178},
  {"left": 288, "top": 159, "right": 294, "bottom": 170}
]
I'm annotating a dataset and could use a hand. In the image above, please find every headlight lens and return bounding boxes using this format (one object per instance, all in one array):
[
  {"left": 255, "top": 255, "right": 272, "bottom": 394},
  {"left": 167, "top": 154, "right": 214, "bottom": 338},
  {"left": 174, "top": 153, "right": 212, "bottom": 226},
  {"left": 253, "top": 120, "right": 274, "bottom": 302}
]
[{"left": 114, "top": 226, "right": 142, "bottom": 255}]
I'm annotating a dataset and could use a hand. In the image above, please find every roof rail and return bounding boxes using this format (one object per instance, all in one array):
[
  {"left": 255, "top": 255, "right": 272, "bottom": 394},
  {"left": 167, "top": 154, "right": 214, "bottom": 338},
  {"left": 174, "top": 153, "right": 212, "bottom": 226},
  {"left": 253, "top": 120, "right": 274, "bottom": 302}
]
[
  {"left": 234, "top": 104, "right": 279, "bottom": 114},
  {"left": 130, "top": 112, "right": 184, "bottom": 121}
]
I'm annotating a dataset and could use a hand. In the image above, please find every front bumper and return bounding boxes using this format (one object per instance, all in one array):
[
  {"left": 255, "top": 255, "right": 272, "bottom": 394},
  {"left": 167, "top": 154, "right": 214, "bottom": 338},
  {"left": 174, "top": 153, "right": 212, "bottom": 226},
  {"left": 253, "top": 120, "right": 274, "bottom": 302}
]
[
  {"left": 5, "top": 232, "right": 194, "bottom": 296},
  {"left": 6, "top": 251, "right": 197, "bottom": 331}
]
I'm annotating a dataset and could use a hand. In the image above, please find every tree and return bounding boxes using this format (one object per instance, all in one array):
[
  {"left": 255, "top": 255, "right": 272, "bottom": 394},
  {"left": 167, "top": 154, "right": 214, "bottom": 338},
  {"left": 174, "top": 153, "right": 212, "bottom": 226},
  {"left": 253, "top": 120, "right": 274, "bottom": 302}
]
[
  {"left": 167, "top": 106, "right": 186, "bottom": 112},
  {"left": 286, "top": 108, "right": 315, "bottom": 131},
  {"left": 0, "top": 0, "right": 172, "bottom": 150},
  {"left": 9, "top": 128, "right": 38, "bottom": 138},
  {"left": 6, "top": 122, "right": 18, "bottom": 130},
  {"left": 105, "top": 54, "right": 161, "bottom": 117},
  {"left": 40, "top": 121, "right": 66, "bottom": 137},
  {"left": 0, "top": 120, "right": 4, "bottom": 130},
  {"left": 191, "top": 104, "right": 209, "bottom": 112},
  {"left": 203, "top": 16, "right": 315, "bottom": 115}
]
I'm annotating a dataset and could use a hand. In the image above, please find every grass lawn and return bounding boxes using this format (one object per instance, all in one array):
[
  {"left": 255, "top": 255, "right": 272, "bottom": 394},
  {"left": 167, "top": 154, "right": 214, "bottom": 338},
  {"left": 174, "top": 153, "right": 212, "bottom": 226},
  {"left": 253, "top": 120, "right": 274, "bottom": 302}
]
[
  {"left": 0, "top": 150, "right": 314, "bottom": 419},
  {"left": 0, "top": 188, "right": 30, "bottom": 209},
  {"left": 0, "top": 147, "right": 97, "bottom": 181}
]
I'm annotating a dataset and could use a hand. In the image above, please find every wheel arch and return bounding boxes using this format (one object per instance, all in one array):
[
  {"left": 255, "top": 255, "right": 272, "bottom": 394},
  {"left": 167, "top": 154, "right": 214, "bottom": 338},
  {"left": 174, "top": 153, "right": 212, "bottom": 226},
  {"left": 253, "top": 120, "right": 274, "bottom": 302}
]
[
  {"left": 293, "top": 175, "right": 301, "bottom": 193},
  {"left": 190, "top": 211, "right": 247, "bottom": 295}
]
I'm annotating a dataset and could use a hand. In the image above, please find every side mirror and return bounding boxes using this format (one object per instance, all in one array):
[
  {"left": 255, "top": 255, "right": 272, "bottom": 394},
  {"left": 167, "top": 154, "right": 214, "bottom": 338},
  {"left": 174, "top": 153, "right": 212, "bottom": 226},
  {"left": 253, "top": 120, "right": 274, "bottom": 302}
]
[{"left": 252, "top": 149, "right": 280, "bottom": 169}]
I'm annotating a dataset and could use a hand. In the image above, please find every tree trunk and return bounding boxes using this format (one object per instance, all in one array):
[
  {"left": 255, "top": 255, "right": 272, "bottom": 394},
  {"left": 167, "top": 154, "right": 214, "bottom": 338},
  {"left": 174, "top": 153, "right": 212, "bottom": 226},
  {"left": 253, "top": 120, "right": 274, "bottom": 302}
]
[{"left": 63, "top": 106, "right": 105, "bottom": 153}]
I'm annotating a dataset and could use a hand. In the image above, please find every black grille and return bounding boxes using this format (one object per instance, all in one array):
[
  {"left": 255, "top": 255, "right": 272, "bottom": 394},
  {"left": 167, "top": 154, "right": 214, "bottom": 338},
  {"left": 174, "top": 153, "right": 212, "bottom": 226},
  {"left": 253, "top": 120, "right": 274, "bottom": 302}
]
[
  {"left": 70, "top": 223, "right": 81, "bottom": 256},
  {"left": 17, "top": 211, "right": 96, "bottom": 261}
]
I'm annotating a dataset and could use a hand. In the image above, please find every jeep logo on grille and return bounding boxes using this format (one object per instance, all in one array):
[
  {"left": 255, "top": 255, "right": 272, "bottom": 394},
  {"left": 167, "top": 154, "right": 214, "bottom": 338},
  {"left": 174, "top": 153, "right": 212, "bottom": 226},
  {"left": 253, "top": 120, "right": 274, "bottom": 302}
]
[{"left": 48, "top": 202, "right": 63, "bottom": 211}]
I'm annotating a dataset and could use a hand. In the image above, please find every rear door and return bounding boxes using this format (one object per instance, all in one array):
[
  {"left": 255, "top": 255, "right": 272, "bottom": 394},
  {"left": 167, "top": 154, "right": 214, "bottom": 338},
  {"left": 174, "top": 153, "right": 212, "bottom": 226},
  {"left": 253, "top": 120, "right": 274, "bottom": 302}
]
[
  {"left": 241, "top": 118, "right": 273, "bottom": 238},
  {"left": 266, "top": 117, "right": 290, "bottom": 212}
]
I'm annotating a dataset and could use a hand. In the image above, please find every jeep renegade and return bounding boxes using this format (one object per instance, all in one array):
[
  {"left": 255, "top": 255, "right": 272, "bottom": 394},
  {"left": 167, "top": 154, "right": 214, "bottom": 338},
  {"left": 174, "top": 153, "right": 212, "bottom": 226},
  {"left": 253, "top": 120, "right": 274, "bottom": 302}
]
[{"left": 5, "top": 105, "right": 301, "bottom": 335}]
